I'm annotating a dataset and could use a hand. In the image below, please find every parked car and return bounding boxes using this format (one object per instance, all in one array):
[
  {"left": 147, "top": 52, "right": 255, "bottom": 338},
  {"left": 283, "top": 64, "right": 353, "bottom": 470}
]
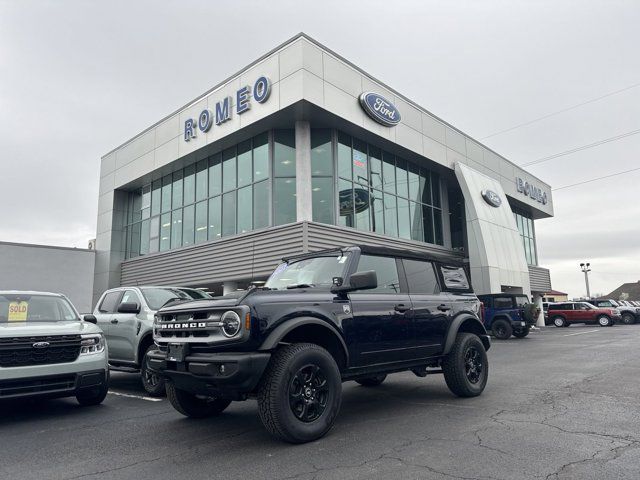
[
  {"left": 93, "top": 286, "right": 210, "bottom": 395},
  {"left": 547, "top": 301, "right": 620, "bottom": 327},
  {"left": 0, "top": 291, "right": 109, "bottom": 405},
  {"left": 477, "top": 293, "right": 537, "bottom": 339},
  {"left": 147, "top": 245, "right": 490, "bottom": 443},
  {"left": 588, "top": 299, "right": 637, "bottom": 325}
]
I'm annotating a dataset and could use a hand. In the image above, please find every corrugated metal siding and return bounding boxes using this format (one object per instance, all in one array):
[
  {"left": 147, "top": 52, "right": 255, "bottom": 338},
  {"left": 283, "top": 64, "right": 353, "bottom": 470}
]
[
  {"left": 120, "top": 221, "right": 460, "bottom": 286},
  {"left": 529, "top": 265, "right": 552, "bottom": 293}
]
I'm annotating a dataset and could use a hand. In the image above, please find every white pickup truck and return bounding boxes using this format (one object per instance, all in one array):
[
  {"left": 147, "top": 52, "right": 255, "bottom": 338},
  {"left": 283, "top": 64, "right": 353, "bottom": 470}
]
[{"left": 0, "top": 291, "right": 109, "bottom": 405}]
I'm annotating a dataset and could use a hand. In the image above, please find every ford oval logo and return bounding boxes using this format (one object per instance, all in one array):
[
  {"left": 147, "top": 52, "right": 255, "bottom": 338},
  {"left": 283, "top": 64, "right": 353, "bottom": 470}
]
[
  {"left": 481, "top": 190, "right": 502, "bottom": 208},
  {"left": 32, "top": 341, "right": 50, "bottom": 349},
  {"left": 359, "top": 92, "right": 401, "bottom": 127}
]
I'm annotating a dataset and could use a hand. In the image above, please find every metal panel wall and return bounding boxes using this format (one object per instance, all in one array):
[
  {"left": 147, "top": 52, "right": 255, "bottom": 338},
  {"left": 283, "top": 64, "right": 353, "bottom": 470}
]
[{"left": 528, "top": 265, "right": 552, "bottom": 293}]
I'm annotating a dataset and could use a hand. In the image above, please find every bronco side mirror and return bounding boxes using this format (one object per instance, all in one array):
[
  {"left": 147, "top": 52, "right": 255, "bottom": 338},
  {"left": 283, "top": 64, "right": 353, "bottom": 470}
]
[{"left": 331, "top": 270, "right": 378, "bottom": 294}]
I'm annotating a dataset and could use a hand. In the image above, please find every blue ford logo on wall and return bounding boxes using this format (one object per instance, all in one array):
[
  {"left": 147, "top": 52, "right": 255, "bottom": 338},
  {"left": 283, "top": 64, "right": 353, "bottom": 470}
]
[
  {"left": 481, "top": 190, "right": 502, "bottom": 208},
  {"left": 359, "top": 92, "right": 401, "bottom": 127}
]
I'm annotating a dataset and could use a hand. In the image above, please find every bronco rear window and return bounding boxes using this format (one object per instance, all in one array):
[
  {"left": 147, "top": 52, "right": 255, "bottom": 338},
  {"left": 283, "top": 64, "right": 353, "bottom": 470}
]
[{"left": 439, "top": 265, "right": 471, "bottom": 291}]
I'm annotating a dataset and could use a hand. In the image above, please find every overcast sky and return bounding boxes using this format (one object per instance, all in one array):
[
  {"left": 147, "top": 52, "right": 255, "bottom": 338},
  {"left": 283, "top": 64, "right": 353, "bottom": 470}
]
[{"left": 1, "top": 1, "right": 639, "bottom": 298}]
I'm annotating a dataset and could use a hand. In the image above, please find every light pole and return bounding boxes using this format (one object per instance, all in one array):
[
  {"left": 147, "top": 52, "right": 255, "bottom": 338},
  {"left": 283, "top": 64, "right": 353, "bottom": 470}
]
[{"left": 580, "top": 262, "right": 591, "bottom": 299}]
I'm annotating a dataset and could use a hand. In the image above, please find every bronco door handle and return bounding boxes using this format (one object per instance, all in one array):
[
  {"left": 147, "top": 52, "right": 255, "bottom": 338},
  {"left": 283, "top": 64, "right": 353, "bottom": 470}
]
[
  {"left": 110, "top": 319, "right": 119, "bottom": 324},
  {"left": 437, "top": 304, "right": 451, "bottom": 312},
  {"left": 394, "top": 304, "right": 411, "bottom": 313}
]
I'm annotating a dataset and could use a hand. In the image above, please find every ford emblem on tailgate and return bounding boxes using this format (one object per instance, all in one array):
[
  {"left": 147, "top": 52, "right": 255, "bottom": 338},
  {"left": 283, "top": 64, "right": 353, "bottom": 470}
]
[
  {"left": 33, "top": 342, "right": 50, "bottom": 349},
  {"left": 359, "top": 92, "right": 401, "bottom": 127}
]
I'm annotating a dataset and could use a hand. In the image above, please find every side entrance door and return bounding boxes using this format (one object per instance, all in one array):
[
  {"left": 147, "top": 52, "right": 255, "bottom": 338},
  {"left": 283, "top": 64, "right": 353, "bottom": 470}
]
[{"left": 348, "top": 254, "right": 414, "bottom": 367}]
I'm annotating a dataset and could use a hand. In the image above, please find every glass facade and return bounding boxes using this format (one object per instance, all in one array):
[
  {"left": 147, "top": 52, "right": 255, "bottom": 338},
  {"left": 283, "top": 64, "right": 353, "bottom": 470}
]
[
  {"left": 513, "top": 208, "right": 538, "bottom": 266},
  {"left": 124, "top": 131, "right": 291, "bottom": 259}
]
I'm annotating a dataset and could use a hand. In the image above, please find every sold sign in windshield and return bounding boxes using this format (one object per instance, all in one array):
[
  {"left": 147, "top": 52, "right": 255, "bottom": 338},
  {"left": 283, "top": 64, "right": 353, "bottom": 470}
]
[{"left": 8, "top": 301, "right": 28, "bottom": 322}]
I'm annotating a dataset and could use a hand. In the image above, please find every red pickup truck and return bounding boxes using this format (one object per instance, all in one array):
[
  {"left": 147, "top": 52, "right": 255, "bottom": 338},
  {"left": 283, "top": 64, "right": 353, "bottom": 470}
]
[{"left": 547, "top": 301, "right": 620, "bottom": 327}]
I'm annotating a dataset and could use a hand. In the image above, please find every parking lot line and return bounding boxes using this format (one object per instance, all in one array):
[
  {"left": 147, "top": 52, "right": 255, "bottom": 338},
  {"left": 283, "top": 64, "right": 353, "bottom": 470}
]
[
  {"left": 563, "top": 329, "right": 600, "bottom": 337},
  {"left": 107, "top": 391, "right": 164, "bottom": 402}
]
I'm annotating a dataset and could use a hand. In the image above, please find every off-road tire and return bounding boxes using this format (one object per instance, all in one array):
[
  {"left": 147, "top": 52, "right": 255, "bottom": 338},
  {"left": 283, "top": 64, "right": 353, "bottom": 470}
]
[
  {"left": 141, "top": 344, "right": 166, "bottom": 397},
  {"left": 597, "top": 315, "right": 612, "bottom": 327},
  {"left": 512, "top": 326, "right": 530, "bottom": 338},
  {"left": 621, "top": 312, "right": 636, "bottom": 325},
  {"left": 553, "top": 316, "right": 567, "bottom": 328},
  {"left": 76, "top": 371, "right": 109, "bottom": 406},
  {"left": 492, "top": 319, "right": 512, "bottom": 339},
  {"left": 257, "top": 343, "right": 342, "bottom": 444},
  {"left": 442, "top": 333, "right": 488, "bottom": 398},
  {"left": 356, "top": 374, "right": 387, "bottom": 387},
  {"left": 166, "top": 382, "right": 231, "bottom": 418}
]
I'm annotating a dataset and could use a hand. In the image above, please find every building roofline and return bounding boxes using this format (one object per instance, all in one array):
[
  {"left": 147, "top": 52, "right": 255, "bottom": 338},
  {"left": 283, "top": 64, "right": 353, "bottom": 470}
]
[
  {"left": 0, "top": 240, "right": 94, "bottom": 253},
  {"left": 102, "top": 32, "right": 550, "bottom": 190}
]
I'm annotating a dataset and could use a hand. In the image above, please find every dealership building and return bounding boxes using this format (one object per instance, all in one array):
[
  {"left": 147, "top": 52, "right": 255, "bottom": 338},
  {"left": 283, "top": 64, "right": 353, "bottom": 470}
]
[{"left": 94, "top": 33, "right": 553, "bottom": 311}]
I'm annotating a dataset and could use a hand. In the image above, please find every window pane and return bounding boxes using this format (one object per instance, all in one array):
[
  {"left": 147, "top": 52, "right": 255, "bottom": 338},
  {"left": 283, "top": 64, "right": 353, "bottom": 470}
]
[
  {"left": 337, "top": 131, "right": 352, "bottom": 180},
  {"left": 431, "top": 173, "right": 441, "bottom": 208},
  {"left": 196, "top": 160, "right": 208, "bottom": 201},
  {"left": 222, "top": 191, "right": 236, "bottom": 236},
  {"left": 253, "top": 132, "right": 269, "bottom": 182},
  {"left": 195, "top": 200, "right": 208, "bottom": 243},
  {"left": 237, "top": 140, "right": 252, "bottom": 187},
  {"left": 440, "top": 265, "right": 470, "bottom": 290},
  {"left": 410, "top": 202, "right": 423, "bottom": 242},
  {"left": 254, "top": 180, "right": 270, "bottom": 230},
  {"left": 208, "top": 196, "right": 221, "bottom": 240},
  {"left": 130, "top": 191, "right": 142, "bottom": 223},
  {"left": 338, "top": 178, "right": 353, "bottom": 227},
  {"left": 404, "top": 260, "right": 439, "bottom": 294},
  {"left": 171, "top": 209, "right": 182, "bottom": 248},
  {"left": 182, "top": 204, "right": 195, "bottom": 246},
  {"left": 312, "top": 177, "right": 334, "bottom": 224},
  {"left": 352, "top": 139, "right": 368, "bottom": 186},
  {"left": 159, "top": 213, "right": 171, "bottom": 251},
  {"left": 354, "top": 255, "right": 400, "bottom": 294},
  {"left": 222, "top": 147, "right": 236, "bottom": 192},
  {"left": 208, "top": 153, "right": 222, "bottom": 197},
  {"left": 371, "top": 189, "right": 384, "bottom": 233},
  {"left": 423, "top": 205, "right": 434, "bottom": 244},
  {"left": 354, "top": 185, "right": 370, "bottom": 232},
  {"left": 151, "top": 180, "right": 161, "bottom": 216},
  {"left": 140, "top": 219, "right": 149, "bottom": 255},
  {"left": 274, "top": 129, "right": 296, "bottom": 177},
  {"left": 396, "top": 158, "right": 409, "bottom": 198},
  {"left": 397, "top": 198, "right": 411, "bottom": 239},
  {"left": 172, "top": 170, "right": 183, "bottom": 208},
  {"left": 160, "top": 175, "right": 171, "bottom": 212},
  {"left": 369, "top": 147, "right": 383, "bottom": 190},
  {"left": 382, "top": 152, "right": 396, "bottom": 193},
  {"left": 383, "top": 193, "right": 397, "bottom": 237},
  {"left": 237, "top": 186, "right": 252, "bottom": 233},
  {"left": 434, "top": 209, "right": 443, "bottom": 245},
  {"left": 129, "top": 223, "right": 141, "bottom": 258},
  {"left": 141, "top": 185, "right": 151, "bottom": 210},
  {"left": 408, "top": 164, "right": 421, "bottom": 203},
  {"left": 183, "top": 164, "right": 195, "bottom": 205},
  {"left": 421, "top": 169, "right": 432, "bottom": 205},
  {"left": 273, "top": 178, "right": 296, "bottom": 225},
  {"left": 311, "top": 129, "right": 333, "bottom": 176}
]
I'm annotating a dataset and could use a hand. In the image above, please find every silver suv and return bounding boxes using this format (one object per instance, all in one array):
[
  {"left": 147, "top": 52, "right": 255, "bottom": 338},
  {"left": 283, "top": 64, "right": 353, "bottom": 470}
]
[
  {"left": 93, "top": 286, "right": 208, "bottom": 395},
  {"left": 0, "top": 291, "right": 109, "bottom": 405}
]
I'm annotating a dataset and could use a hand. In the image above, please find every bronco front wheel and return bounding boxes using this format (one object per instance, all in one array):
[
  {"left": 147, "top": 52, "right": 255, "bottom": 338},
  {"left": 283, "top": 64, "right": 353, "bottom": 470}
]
[
  {"left": 442, "top": 333, "right": 488, "bottom": 397},
  {"left": 257, "top": 343, "right": 342, "bottom": 444}
]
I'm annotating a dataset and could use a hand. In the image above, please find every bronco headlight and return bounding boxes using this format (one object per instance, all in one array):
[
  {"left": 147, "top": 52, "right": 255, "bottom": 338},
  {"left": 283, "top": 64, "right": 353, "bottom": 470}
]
[
  {"left": 80, "top": 333, "right": 105, "bottom": 355},
  {"left": 221, "top": 311, "right": 241, "bottom": 337}
]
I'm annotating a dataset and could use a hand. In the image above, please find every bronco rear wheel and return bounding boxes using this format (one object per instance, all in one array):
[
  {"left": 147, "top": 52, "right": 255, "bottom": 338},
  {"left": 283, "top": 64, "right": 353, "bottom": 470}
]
[
  {"left": 257, "top": 343, "right": 342, "bottom": 444},
  {"left": 356, "top": 374, "right": 387, "bottom": 387},
  {"left": 442, "top": 333, "right": 488, "bottom": 398},
  {"left": 166, "top": 383, "right": 231, "bottom": 418}
]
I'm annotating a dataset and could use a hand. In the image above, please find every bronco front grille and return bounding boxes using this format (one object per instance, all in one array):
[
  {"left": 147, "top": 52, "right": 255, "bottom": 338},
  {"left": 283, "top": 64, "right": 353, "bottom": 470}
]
[{"left": 0, "top": 335, "right": 81, "bottom": 367}]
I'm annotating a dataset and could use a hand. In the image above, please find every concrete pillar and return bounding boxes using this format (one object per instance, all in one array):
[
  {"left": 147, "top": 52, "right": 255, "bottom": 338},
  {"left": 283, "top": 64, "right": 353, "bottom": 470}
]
[
  {"left": 223, "top": 281, "right": 238, "bottom": 296},
  {"left": 295, "top": 120, "right": 312, "bottom": 222},
  {"left": 533, "top": 294, "right": 545, "bottom": 327}
]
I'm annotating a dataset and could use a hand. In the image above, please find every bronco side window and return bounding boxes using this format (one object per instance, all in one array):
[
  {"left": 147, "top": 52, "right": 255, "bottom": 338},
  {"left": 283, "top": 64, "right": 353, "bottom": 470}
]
[
  {"left": 354, "top": 255, "right": 400, "bottom": 293},
  {"left": 439, "top": 265, "right": 471, "bottom": 291}
]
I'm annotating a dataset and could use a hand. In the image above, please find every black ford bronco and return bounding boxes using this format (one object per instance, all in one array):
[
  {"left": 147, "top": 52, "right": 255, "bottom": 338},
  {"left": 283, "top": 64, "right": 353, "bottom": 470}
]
[{"left": 148, "top": 245, "right": 490, "bottom": 443}]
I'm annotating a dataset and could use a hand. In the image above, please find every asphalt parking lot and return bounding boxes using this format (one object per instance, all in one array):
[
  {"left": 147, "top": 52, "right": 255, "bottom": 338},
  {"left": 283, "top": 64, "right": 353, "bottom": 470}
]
[{"left": 1, "top": 325, "right": 639, "bottom": 480}]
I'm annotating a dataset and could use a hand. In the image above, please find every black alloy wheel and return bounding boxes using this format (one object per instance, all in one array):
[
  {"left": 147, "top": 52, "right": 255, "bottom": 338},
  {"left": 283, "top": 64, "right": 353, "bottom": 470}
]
[
  {"left": 141, "top": 344, "right": 166, "bottom": 397},
  {"left": 288, "top": 364, "right": 330, "bottom": 422},
  {"left": 464, "top": 346, "right": 484, "bottom": 384},
  {"left": 621, "top": 312, "right": 636, "bottom": 325},
  {"left": 492, "top": 319, "right": 512, "bottom": 339},
  {"left": 442, "top": 333, "right": 489, "bottom": 397}
]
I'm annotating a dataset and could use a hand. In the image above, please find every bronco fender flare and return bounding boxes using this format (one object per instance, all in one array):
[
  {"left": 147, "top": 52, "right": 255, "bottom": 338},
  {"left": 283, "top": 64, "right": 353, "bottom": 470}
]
[
  {"left": 258, "top": 317, "right": 349, "bottom": 364},
  {"left": 443, "top": 314, "right": 490, "bottom": 354}
]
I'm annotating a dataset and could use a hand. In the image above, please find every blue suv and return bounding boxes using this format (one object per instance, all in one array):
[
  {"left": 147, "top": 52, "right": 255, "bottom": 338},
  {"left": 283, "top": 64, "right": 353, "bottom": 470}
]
[{"left": 477, "top": 294, "right": 538, "bottom": 339}]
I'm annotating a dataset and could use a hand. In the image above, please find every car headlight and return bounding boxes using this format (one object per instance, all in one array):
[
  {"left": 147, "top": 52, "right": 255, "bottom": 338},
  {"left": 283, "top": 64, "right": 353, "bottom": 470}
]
[
  {"left": 221, "top": 311, "right": 241, "bottom": 337},
  {"left": 80, "top": 333, "right": 105, "bottom": 355}
]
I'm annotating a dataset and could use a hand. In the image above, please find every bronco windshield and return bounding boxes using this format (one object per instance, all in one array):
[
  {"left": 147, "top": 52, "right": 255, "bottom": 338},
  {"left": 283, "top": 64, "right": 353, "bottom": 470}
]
[
  {"left": 0, "top": 294, "right": 78, "bottom": 323},
  {"left": 265, "top": 253, "right": 351, "bottom": 290}
]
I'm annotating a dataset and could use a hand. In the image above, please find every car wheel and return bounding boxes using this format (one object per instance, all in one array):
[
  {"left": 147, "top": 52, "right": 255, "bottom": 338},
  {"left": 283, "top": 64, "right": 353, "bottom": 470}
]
[
  {"left": 442, "top": 333, "right": 488, "bottom": 397},
  {"left": 356, "top": 374, "right": 387, "bottom": 387},
  {"left": 76, "top": 370, "right": 110, "bottom": 406},
  {"left": 597, "top": 315, "right": 612, "bottom": 327},
  {"left": 553, "top": 316, "right": 566, "bottom": 328},
  {"left": 512, "top": 326, "right": 530, "bottom": 338},
  {"left": 141, "top": 344, "right": 166, "bottom": 397},
  {"left": 166, "top": 383, "right": 231, "bottom": 418},
  {"left": 621, "top": 313, "right": 636, "bottom": 325},
  {"left": 491, "top": 319, "right": 512, "bottom": 339},
  {"left": 257, "top": 343, "right": 342, "bottom": 444}
]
